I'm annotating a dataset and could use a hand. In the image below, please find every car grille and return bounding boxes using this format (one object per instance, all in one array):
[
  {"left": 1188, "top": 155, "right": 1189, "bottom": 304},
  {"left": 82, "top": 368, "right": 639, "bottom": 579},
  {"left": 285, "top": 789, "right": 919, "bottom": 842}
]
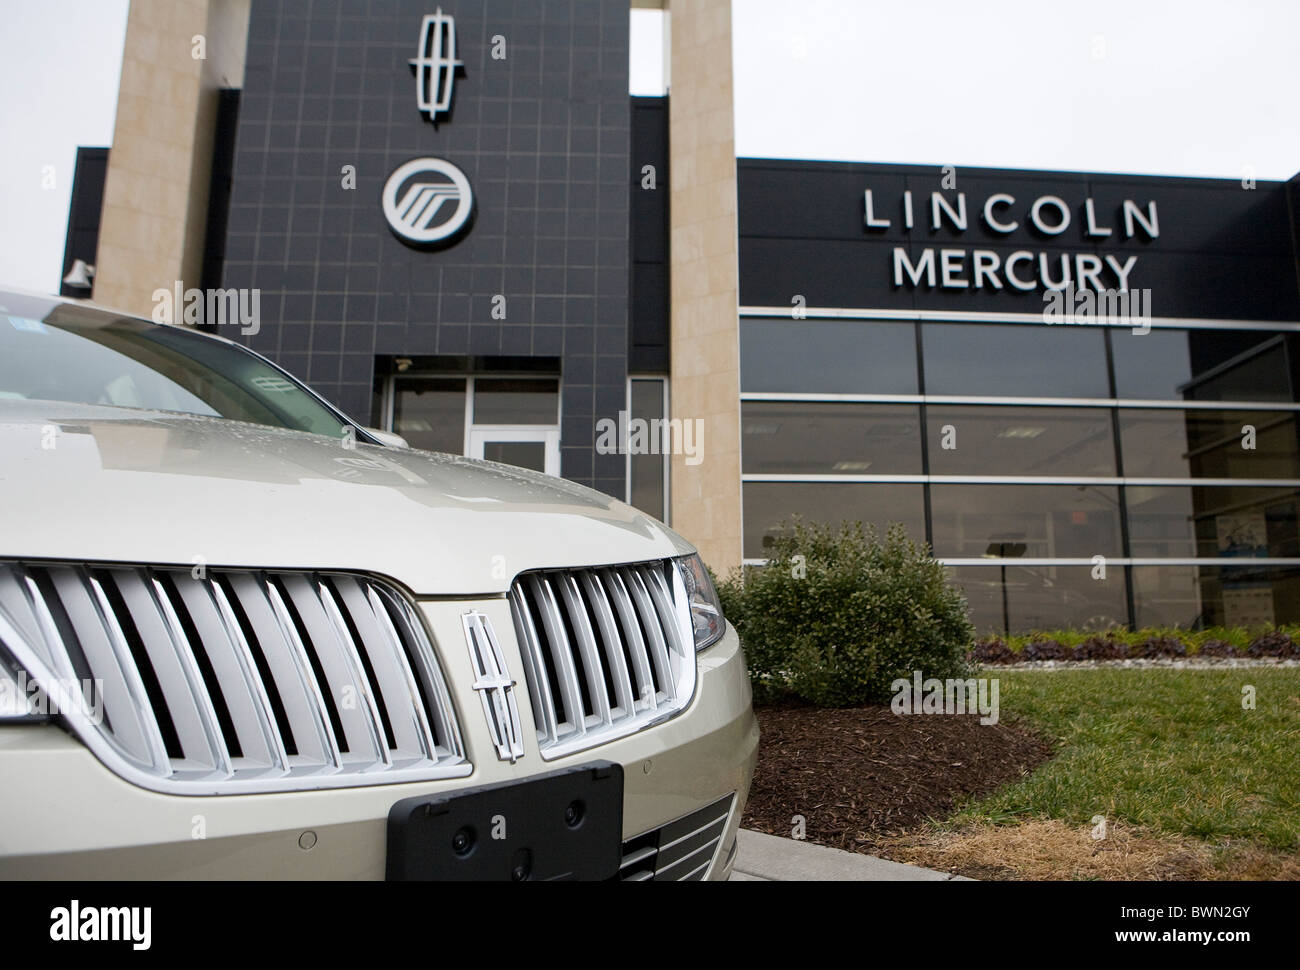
[
  {"left": 0, "top": 561, "right": 468, "bottom": 794},
  {"left": 508, "top": 560, "right": 698, "bottom": 760},
  {"left": 617, "top": 794, "right": 735, "bottom": 881}
]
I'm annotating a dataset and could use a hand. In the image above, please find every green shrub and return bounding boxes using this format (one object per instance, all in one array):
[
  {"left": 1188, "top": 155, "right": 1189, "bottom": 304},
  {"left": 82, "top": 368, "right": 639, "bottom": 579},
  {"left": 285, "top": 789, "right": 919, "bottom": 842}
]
[{"left": 717, "top": 520, "right": 974, "bottom": 706}]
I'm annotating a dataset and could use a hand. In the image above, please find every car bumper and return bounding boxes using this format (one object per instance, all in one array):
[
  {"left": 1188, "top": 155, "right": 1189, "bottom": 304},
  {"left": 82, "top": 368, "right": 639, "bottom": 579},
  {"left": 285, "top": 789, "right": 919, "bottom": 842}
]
[{"left": 0, "top": 599, "right": 758, "bottom": 880}]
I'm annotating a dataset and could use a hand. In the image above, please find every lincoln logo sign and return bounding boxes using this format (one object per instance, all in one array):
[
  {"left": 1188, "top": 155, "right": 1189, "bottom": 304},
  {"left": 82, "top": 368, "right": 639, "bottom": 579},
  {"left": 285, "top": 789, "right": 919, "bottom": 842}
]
[
  {"left": 864, "top": 188, "right": 1160, "bottom": 294},
  {"left": 411, "top": 8, "right": 461, "bottom": 123},
  {"left": 382, "top": 157, "right": 474, "bottom": 246}
]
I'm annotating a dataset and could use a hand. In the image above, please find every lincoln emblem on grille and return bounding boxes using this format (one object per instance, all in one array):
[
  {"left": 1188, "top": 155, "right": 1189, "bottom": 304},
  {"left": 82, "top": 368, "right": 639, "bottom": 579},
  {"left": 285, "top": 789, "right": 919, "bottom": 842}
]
[
  {"left": 462, "top": 612, "right": 525, "bottom": 763},
  {"left": 410, "top": 8, "right": 461, "bottom": 123}
]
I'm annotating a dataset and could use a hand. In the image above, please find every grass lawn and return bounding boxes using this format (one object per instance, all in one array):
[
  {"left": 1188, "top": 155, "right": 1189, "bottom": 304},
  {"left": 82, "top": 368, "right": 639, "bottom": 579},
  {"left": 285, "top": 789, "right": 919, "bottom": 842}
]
[{"left": 961, "top": 667, "right": 1300, "bottom": 851}]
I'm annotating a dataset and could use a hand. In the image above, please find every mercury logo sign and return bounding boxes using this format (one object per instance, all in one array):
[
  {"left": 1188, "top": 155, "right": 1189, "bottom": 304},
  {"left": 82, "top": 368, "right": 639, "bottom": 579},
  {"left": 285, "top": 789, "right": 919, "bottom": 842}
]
[
  {"left": 411, "top": 8, "right": 461, "bottom": 123},
  {"left": 382, "top": 157, "right": 474, "bottom": 246}
]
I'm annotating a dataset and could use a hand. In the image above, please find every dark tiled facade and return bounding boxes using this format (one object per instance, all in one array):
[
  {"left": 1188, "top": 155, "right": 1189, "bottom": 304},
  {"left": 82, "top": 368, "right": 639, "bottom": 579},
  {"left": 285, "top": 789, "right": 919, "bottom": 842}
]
[{"left": 221, "top": 0, "right": 630, "bottom": 495}]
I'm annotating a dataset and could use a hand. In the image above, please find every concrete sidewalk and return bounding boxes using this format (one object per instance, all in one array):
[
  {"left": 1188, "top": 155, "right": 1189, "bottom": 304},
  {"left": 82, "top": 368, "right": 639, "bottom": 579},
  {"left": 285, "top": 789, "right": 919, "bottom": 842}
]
[{"left": 731, "top": 829, "right": 973, "bottom": 881}]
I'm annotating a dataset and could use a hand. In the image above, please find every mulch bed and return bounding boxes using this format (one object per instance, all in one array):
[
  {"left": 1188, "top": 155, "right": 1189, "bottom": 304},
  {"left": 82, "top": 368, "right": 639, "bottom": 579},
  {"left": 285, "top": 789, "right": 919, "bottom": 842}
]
[{"left": 741, "top": 703, "right": 1054, "bottom": 855}]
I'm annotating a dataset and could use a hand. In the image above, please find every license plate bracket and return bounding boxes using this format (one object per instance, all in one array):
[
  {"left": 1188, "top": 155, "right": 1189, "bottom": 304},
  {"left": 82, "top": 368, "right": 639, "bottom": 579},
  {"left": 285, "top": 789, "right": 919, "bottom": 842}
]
[{"left": 386, "top": 761, "right": 623, "bottom": 881}]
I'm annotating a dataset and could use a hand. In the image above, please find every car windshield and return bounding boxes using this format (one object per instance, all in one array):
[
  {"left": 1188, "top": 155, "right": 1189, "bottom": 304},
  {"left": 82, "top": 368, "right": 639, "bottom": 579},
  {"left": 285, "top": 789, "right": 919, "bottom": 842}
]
[{"left": 0, "top": 293, "right": 347, "bottom": 438}]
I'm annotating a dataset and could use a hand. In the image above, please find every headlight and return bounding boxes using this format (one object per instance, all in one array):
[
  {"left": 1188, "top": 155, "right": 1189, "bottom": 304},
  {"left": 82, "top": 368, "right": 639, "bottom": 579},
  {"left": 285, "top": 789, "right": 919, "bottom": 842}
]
[{"left": 675, "top": 553, "right": 726, "bottom": 651}]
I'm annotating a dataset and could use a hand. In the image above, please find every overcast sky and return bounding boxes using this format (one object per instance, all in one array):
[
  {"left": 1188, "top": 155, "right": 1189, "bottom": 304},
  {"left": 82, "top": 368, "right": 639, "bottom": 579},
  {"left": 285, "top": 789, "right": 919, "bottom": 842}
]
[
  {"left": 3, "top": 1, "right": 1299, "bottom": 295},
  {"left": 0, "top": 1, "right": 128, "bottom": 297}
]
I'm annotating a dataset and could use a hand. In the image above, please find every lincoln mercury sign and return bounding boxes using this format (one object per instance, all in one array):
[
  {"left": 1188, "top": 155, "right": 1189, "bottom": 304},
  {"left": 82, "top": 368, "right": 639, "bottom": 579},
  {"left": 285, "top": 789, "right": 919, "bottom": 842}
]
[{"left": 865, "top": 189, "right": 1160, "bottom": 293}]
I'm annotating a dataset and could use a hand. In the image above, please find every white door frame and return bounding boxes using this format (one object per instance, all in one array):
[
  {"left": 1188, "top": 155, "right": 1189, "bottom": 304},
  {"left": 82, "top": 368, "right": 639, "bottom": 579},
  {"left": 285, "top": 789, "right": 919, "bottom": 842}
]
[{"left": 468, "top": 426, "right": 561, "bottom": 476}]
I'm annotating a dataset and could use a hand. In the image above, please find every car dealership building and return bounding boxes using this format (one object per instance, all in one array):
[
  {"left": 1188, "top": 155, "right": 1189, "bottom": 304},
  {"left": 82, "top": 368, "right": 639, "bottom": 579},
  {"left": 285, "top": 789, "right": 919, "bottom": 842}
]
[{"left": 65, "top": 0, "right": 1300, "bottom": 632}]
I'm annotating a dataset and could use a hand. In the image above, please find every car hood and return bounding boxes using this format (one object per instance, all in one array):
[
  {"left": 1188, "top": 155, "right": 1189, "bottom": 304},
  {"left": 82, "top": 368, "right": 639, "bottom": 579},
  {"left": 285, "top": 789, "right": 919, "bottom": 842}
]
[{"left": 0, "top": 401, "right": 693, "bottom": 595}]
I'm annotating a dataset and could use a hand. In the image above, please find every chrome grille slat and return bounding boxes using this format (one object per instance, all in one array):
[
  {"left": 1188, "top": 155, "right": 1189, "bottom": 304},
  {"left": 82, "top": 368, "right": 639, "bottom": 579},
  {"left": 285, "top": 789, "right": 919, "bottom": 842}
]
[
  {"left": 278, "top": 574, "right": 385, "bottom": 766},
  {"left": 208, "top": 579, "right": 290, "bottom": 773},
  {"left": 0, "top": 561, "right": 469, "bottom": 795},
  {"left": 508, "top": 587, "right": 559, "bottom": 745},
  {"left": 171, "top": 573, "right": 280, "bottom": 771},
  {"left": 556, "top": 575, "right": 612, "bottom": 725},
  {"left": 623, "top": 567, "right": 676, "bottom": 696},
  {"left": 315, "top": 579, "right": 393, "bottom": 769},
  {"left": 579, "top": 572, "right": 637, "bottom": 716},
  {"left": 86, "top": 572, "right": 171, "bottom": 773},
  {"left": 600, "top": 568, "right": 662, "bottom": 708},
  {"left": 510, "top": 558, "right": 698, "bottom": 760},
  {"left": 234, "top": 573, "right": 340, "bottom": 769},
  {"left": 367, "top": 584, "right": 462, "bottom": 762},
  {"left": 332, "top": 576, "right": 432, "bottom": 763},
  {"left": 148, "top": 574, "right": 232, "bottom": 775},
  {"left": 525, "top": 574, "right": 586, "bottom": 738},
  {"left": 261, "top": 576, "right": 344, "bottom": 770},
  {"left": 48, "top": 567, "right": 153, "bottom": 767},
  {"left": 22, "top": 574, "right": 80, "bottom": 682}
]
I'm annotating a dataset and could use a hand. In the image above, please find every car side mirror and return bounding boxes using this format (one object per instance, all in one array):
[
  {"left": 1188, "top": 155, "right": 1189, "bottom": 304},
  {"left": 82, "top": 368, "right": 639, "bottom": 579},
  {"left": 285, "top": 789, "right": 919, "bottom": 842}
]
[{"left": 362, "top": 427, "right": 411, "bottom": 449}]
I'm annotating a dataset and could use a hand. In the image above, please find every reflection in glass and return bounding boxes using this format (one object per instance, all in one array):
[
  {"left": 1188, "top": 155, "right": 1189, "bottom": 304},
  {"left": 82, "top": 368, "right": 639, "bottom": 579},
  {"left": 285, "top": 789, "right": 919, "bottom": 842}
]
[
  {"left": 930, "top": 484, "right": 1122, "bottom": 559},
  {"left": 742, "top": 402, "right": 921, "bottom": 475},
  {"left": 1124, "top": 486, "right": 1197, "bottom": 558},
  {"left": 629, "top": 378, "right": 667, "bottom": 520},
  {"left": 1181, "top": 335, "right": 1291, "bottom": 403},
  {"left": 921, "top": 323, "right": 1109, "bottom": 398},
  {"left": 1191, "top": 485, "right": 1300, "bottom": 559},
  {"left": 947, "top": 564, "right": 1129, "bottom": 635},
  {"left": 1126, "top": 485, "right": 1300, "bottom": 558},
  {"left": 1196, "top": 564, "right": 1300, "bottom": 626},
  {"left": 926, "top": 406, "right": 1115, "bottom": 476},
  {"left": 740, "top": 320, "right": 918, "bottom": 394},
  {"left": 483, "top": 441, "right": 547, "bottom": 473},
  {"left": 742, "top": 482, "right": 925, "bottom": 559},
  {"left": 392, "top": 377, "right": 466, "bottom": 454},
  {"left": 1119, "top": 409, "right": 1300, "bottom": 478},
  {"left": 473, "top": 378, "right": 559, "bottom": 424},
  {"left": 1110, "top": 329, "right": 1191, "bottom": 400},
  {"left": 1131, "top": 564, "right": 1204, "bottom": 628}
]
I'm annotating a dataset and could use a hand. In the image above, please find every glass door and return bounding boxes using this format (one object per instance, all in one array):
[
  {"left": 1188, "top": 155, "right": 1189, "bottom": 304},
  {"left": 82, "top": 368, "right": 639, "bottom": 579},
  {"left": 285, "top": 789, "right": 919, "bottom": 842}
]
[{"left": 468, "top": 427, "right": 560, "bottom": 476}]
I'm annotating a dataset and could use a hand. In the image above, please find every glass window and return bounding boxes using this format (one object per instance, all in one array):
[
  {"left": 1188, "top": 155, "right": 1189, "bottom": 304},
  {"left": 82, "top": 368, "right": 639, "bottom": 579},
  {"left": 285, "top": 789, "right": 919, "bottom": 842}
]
[
  {"left": 1123, "top": 485, "right": 1197, "bottom": 558},
  {"left": 742, "top": 482, "right": 926, "bottom": 559},
  {"left": 1112, "top": 330, "right": 1292, "bottom": 403},
  {"left": 921, "top": 323, "right": 1109, "bottom": 398},
  {"left": 1182, "top": 335, "right": 1291, "bottom": 403},
  {"left": 1119, "top": 409, "right": 1300, "bottom": 479},
  {"left": 926, "top": 406, "right": 1116, "bottom": 476},
  {"left": 1131, "top": 565, "right": 1205, "bottom": 629},
  {"left": 483, "top": 441, "right": 547, "bottom": 472},
  {"left": 930, "top": 484, "right": 1123, "bottom": 558},
  {"left": 1126, "top": 484, "right": 1300, "bottom": 558},
  {"left": 1110, "top": 329, "right": 1192, "bottom": 400},
  {"left": 948, "top": 564, "right": 1130, "bottom": 635},
  {"left": 741, "top": 402, "right": 921, "bottom": 475},
  {"left": 1198, "top": 564, "right": 1300, "bottom": 626},
  {"left": 392, "top": 377, "right": 466, "bottom": 454},
  {"left": 628, "top": 378, "right": 667, "bottom": 520},
  {"left": 472, "top": 377, "right": 559, "bottom": 424},
  {"left": 1134, "top": 563, "right": 1300, "bottom": 628},
  {"left": 740, "top": 319, "right": 917, "bottom": 394}
]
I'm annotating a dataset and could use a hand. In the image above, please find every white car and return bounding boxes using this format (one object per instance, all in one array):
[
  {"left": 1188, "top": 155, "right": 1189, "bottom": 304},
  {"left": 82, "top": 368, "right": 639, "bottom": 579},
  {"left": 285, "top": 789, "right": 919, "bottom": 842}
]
[{"left": 0, "top": 290, "right": 758, "bottom": 880}]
